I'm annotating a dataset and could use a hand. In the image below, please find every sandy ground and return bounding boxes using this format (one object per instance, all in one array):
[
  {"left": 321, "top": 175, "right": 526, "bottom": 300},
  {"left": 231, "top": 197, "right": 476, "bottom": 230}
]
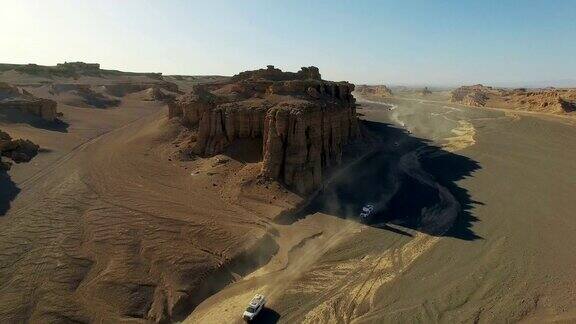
[
  {"left": 185, "top": 94, "right": 576, "bottom": 323},
  {"left": 0, "top": 79, "right": 296, "bottom": 322},
  {"left": 2, "top": 74, "right": 576, "bottom": 323}
]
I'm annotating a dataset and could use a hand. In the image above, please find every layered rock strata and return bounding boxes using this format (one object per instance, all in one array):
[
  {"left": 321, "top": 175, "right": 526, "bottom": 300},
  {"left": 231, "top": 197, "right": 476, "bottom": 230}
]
[
  {"left": 0, "top": 82, "right": 58, "bottom": 121},
  {"left": 451, "top": 84, "right": 576, "bottom": 113},
  {"left": 50, "top": 83, "right": 121, "bottom": 108},
  {"left": 104, "top": 82, "right": 179, "bottom": 97},
  {"left": 169, "top": 66, "right": 360, "bottom": 193},
  {"left": 355, "top": 84, "right": 393, "bottom": 98}
]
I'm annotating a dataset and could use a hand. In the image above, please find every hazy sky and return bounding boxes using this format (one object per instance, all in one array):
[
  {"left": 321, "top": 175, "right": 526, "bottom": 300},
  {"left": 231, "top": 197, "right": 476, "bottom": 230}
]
[{"left": 2, "top": 0, "right": 575, "bottom": 86}]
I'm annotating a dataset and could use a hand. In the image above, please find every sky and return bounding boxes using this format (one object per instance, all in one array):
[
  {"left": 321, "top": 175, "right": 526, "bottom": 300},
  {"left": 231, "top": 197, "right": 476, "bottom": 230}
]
[{"left": 1, "top": 0, "right": 575, "bottom": 86}]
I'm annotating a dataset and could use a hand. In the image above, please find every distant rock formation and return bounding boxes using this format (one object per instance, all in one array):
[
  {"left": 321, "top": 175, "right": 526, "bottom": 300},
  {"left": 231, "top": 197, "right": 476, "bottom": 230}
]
[
  {"left": 104, "top": 82, "right": 179, "bottom": 97},
  {"left": 143, "top": 86, "right": 174, "bottom": 102},
  {"left": 0, "top": 61, "right": 163, "bottom": 79},
  {"left": 169, "top": 65, "right": 360, "bottom": 193},
  {"left": 355, "top": 84, "right": 393, "bottom": 98},
  {"left": 50, "top": 83, "right": 121, "bottom": 108},
  {"left": 451, "top": 84, "right": 576, "bottom": 113},
  {"left": 0, "top": 82, "right": 58, "bottom": 121},
  {"left": 451, "top": 84, "right": 490, "bottom": 107}
]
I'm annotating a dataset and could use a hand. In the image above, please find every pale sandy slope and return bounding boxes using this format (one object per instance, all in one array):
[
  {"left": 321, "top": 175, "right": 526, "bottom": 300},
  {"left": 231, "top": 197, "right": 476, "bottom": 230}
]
[{"left": 0, "top": 85, "right": 292, "bottom": 322}]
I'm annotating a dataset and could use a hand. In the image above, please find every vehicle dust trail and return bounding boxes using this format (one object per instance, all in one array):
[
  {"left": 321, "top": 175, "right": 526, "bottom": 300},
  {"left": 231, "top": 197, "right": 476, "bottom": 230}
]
[
  {"left": 185, "top": 215, "right": 364, "bottom": 324},
  {"left": 442, "top": 119, "right": 476, "bottom": 152}
]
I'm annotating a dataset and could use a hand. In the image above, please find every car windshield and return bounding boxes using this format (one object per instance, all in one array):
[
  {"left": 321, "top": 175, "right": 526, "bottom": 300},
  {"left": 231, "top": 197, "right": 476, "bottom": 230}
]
[{"left": 246, "top": 306, "right": 257, "bottom": 313}]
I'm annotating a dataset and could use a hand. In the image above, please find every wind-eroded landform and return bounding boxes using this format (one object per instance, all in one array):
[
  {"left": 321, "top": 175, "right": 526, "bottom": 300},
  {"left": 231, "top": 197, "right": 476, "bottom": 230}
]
[{"left": 1, "top": 63, "right": 575, "bottom": 323}]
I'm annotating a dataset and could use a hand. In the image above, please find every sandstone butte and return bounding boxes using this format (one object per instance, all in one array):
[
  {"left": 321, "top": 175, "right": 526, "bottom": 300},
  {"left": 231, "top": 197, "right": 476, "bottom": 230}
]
[
  {"left": 451, "top": 84, "right": 576, "bottom": 114},
  {"left": 168, "top": 65, "right": 360, "bottom": 194},
  {"left": 355, "top": 84, "right": 393, "bottom": 98},
  {"left": 0, "top": 82, "right": 59, "bottom": 121}
]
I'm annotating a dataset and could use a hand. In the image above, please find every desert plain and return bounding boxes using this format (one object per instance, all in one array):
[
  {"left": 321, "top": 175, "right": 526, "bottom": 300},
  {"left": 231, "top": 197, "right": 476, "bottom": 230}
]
[{"left": 1, "top": 63, "right": 576, "bottom": 324}]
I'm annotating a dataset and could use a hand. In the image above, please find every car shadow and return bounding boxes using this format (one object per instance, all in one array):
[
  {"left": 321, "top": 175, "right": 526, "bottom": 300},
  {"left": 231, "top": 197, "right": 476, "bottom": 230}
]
[
  {"left": 279, "top": 119, "right": 482, "bottom": 241},
  {"left": 252, "top": 307, "right": 280, "bottom": 324}
]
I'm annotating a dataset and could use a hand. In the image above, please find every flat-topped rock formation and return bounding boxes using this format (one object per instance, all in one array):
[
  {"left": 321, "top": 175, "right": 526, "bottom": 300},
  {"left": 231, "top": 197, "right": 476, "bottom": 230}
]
[
  {"left": 451, "top": 84, "right": 576, "bottom": 114},
  {"left": 169, "top": 65, "right": 360, "bottom": 193},
  {"left": 355, "top": 84, "right": 393, "bottom": 98},
  {"left": 0, "top": 61, "right": 162, "bottom": 80},
  {"left": 0, "top": 62, "right": 183, "bottom": 112},
  {"left": 0, "top": 82, "right": 58, "bottom": 121}
]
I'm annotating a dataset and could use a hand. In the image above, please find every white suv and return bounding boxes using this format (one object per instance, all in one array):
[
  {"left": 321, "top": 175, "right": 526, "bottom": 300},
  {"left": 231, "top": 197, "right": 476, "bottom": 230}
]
[
  {"left": 243, "top": 294, "right": 266, "bottom": 322},
  {"left": 359, "top": 204, "right": 375, "bottom": 223}
]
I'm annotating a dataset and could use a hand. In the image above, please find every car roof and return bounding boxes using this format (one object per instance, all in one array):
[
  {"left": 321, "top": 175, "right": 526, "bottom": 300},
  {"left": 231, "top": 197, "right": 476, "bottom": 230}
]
[{"left": 249, "top": 294, "right": 265, "bottom": 306}]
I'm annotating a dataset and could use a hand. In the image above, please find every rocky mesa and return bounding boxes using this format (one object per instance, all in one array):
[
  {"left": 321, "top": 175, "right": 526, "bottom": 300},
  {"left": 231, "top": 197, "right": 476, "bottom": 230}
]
[
  {"left": 451, "top": 84, "right": 576, "bottom": 114},
  {"left": 355, "top": 84, "right": 393, "bottom": 98},
  {"left": 0, "top": 62, "right": 180, "bottom": 110},
  {"left": 0, "top": 82, "right": 59, "bottom": 121},
  {"left": 169, "top": 65, "right": 360, "bottom": 194}
]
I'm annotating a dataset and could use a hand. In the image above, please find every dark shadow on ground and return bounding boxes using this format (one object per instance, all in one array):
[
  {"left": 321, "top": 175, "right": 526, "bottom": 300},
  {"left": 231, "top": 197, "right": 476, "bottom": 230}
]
[
  {"left": 372, "top": 223, "right": 414, "bottom": 237},
  {"left": 0, "top": 170, "right": 20, "bottom": 216},
  {"left": 0, "top": 109, "right": 69, "bottom": 132},
  {"left": 252, "top": 307, "right": 280, "bottom": 324},
  {"left": 278, "top": 119, "right": 482, "bottom": 241}
]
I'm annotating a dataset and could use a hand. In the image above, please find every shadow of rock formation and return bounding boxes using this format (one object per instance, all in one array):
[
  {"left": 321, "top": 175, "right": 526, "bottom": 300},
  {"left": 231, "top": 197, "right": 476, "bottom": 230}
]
[
  {"left": 282, "top": 119, "right": 482, "bottom": 241},
  {"left": 0, "top": 170, "right": 20, "bottom": 216},
  {"left": 0, "top": 108, "right": 69, "bottom": 133}
]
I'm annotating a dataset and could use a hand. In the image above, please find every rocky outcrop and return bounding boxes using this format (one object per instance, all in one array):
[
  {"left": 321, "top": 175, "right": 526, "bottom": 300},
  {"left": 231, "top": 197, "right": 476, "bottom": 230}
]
[
  {"left": 355, "top": 85, "right": 393, "bottom": 98},
  {"left": 1, "top": 61, "right": 163, "bottom": 80},
  {"left": 169, "top": 66, "right": 360, "bottom": 193},
  {"left": 104, "top": 81, "right": 179, "bottom": 97},
  {"left": 0, "top": 129, "right": 39, "bottom": 169},
  {"left": 559, "top": 98, "right": 576, "bottom": 112},
  {"left": 50, "top": 83, "right": 121, "bottom": 108},
  {"left": 0, "top": 82, "right": 58, "bottom": 121},
  {"left": 143, "top": 86, "right": 173, "bottom": 102},
  {"left": 451, "top": 85, "right": 576, "bottom": 113},
  {"left": 261, "top": 100, "right": 358, "bottom": 193},
  {"left": 451, "top": 84, "right": 490, "bottom": 107}
]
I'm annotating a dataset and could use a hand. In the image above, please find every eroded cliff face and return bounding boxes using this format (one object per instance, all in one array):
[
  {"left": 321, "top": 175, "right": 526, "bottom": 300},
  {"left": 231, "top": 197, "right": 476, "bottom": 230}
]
[
  {"left": 169, "top": 66, "right": 360, "bottom": 193},
  {"left": 451, "top": 84, "right": 576, "bottom": 113},
  {"left": 451, "top": 85, "right": 490, "bottom": 107},
  {"left": 0, "top": 82, "right": 58, "bottom": 121},
  {"left": 355, "top": 84, "right": 393, "bottom": 98},
  {"left": 0, "top": 129, "right": 39, "bottom": 170}
]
